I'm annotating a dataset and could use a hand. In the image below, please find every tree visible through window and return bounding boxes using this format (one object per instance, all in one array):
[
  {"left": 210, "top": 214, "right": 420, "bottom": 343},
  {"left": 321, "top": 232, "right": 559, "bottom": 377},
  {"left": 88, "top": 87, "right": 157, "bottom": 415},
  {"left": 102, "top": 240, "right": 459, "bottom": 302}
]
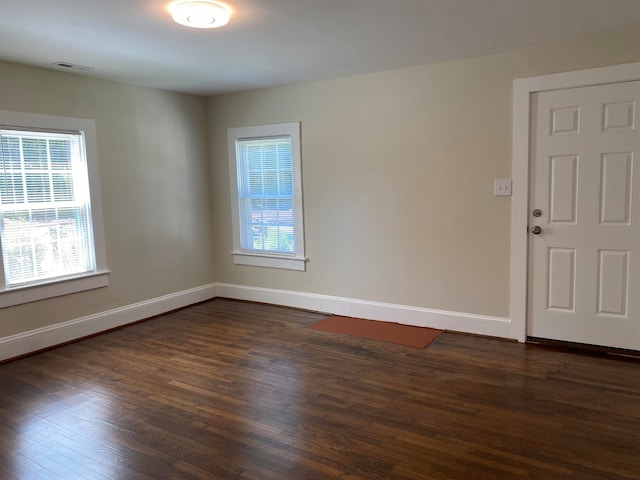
[{"left": 0, "top": 129, "right": 95, "bottom": 287}]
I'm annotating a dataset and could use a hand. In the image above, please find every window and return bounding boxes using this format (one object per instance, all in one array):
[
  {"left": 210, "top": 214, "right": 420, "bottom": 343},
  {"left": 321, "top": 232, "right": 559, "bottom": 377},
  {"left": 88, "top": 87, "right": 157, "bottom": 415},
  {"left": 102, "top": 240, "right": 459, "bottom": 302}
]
[
  {"left": 228, "top": 122, "right": 306, "bottom": 271},
  {"left": 0, "top": 111, "right": 108, "bottom": 308}
]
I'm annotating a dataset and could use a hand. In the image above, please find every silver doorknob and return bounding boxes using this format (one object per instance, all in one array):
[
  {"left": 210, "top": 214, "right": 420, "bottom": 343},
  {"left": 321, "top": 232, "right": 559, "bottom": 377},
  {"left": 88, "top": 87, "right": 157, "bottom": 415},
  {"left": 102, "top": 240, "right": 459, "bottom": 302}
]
[{"left": 531, "top": 226, "right": 542, "bottom": 235}]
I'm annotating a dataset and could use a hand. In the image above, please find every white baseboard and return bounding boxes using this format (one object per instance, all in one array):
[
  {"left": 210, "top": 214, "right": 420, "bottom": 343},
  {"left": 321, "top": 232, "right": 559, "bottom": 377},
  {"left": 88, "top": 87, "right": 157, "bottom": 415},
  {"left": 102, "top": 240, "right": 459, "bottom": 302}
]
[
  {"left": 215, "top": 283, "right": 513, "bottom": 339},
  {"left": 1, "top": 282, "right": 513, "bottom": 362},
  {"left": 0, "top": 283, "right": 218, "bottom": 362}
]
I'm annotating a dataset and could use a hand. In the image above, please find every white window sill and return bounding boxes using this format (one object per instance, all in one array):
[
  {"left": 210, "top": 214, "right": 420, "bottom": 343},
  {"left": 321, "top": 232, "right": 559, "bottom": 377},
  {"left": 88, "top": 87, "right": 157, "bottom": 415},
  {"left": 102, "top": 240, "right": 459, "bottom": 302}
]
[
  {"left": 0, "top": 270, "right": 110, "bottom": 308},
  {"left": 231, "top": 251, "right": 307, "bottom": 271}
]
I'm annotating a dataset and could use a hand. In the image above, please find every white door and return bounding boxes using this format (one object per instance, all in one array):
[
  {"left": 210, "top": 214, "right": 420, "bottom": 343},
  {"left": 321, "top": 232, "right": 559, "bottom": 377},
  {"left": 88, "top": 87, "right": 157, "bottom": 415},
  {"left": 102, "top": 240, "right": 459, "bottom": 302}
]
[{"left": 529, "top": 81, "right": 640, "bottom": 350}]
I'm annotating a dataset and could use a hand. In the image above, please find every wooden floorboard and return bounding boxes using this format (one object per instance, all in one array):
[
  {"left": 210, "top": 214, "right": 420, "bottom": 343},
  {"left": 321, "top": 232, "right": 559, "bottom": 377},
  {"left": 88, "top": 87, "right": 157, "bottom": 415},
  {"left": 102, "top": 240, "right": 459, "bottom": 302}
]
[{"left": 0, "top": 298, "right": 638, "bottom": 479}]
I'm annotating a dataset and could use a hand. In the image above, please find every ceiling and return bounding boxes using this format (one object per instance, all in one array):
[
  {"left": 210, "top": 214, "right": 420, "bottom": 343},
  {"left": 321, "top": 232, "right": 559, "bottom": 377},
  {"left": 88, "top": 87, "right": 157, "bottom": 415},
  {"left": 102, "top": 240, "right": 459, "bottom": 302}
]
[{"left": 2, "top": 0, "right": 640, "bottom": 96}]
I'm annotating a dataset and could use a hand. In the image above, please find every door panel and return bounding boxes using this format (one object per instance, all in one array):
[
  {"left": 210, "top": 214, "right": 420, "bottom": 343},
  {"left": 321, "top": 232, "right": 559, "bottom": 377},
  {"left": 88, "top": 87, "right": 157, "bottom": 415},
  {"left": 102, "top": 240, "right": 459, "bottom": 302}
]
[
  {"left": 529, "top": 81, "right": 640, "bottom": 350},
  {"left": 599, "top": 153, "right": 633, "bottom": 225},
  {"left": 596, "top": 249, "right": 629, "bottom": 317},
  {"left": 549, "top": 154, "right": 579, "bottom": 224},
  {"left": 546, "top": 247, "right": 576, "bottom": 312}
]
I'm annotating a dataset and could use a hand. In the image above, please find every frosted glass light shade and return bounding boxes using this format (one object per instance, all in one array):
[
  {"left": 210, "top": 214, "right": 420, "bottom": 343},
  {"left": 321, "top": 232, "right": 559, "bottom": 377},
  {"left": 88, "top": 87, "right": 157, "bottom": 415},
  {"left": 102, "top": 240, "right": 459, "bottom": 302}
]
[{"left": 170, "top": 1, "right": 230, "bottom": 29}]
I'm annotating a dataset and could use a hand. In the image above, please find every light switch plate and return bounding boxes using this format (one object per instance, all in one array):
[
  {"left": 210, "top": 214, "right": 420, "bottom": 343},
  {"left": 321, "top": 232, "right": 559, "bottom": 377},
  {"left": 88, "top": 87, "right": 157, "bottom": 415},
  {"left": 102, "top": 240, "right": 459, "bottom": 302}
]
[{"left": 494, "top": 179, "right": 512, "bottom": 196}]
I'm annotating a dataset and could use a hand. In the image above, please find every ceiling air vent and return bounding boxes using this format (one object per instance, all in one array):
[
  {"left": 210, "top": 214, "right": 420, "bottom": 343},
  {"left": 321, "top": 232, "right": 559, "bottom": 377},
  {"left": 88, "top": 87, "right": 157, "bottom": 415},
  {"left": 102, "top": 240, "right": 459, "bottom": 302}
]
[{"left": 51, "top": 61, "right": 94, "bottom": 72}]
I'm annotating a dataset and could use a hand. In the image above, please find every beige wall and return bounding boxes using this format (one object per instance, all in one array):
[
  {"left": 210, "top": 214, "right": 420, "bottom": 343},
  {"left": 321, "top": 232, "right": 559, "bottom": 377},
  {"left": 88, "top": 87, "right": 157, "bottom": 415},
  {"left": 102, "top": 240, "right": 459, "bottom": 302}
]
[
  {"left": 4, "top": 23, "right": 640, "bottom": 341},
  {"left": 208, "top": 25, "right": 640, "bottom": 318},
  {"left": 0, "top": 62, "right": 214, "bottom": 338}
]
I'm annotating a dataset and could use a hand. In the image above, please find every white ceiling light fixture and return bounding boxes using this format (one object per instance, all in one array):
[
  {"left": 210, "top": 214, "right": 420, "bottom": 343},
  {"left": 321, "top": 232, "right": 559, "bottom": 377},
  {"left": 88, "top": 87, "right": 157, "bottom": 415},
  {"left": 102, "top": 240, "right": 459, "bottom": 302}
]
[{"left": 170, "top": 0, "right": 231, "bottom": 29}]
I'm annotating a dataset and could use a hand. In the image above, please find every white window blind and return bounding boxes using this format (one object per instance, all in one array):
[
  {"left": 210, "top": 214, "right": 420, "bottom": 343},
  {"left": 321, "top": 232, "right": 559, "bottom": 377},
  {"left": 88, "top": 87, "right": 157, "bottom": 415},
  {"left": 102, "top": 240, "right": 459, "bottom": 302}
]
[
  {"left": 237, "top": 136, "right": 295, "bottom": 254},
  {"left": 0, "top": 129, "right": 96, "bottom": 287}
]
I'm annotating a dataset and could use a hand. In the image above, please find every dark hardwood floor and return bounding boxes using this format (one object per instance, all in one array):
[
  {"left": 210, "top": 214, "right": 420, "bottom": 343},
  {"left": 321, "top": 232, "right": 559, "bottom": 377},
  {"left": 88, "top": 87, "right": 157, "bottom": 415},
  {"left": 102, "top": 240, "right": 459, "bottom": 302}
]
[{"left": 0, "top": 299, "right": 639, "bottom": 480}]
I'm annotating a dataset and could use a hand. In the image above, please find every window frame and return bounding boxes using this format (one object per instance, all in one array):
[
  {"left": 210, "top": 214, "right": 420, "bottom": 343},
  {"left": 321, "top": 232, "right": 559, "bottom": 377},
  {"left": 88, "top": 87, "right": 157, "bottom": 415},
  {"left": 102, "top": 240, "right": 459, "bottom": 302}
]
[
  {"left": 0, "top": 110, "right": 109, "bottom": 308},
  {"left": 227, "top": 122, "right": 306, "bottom": 271}
]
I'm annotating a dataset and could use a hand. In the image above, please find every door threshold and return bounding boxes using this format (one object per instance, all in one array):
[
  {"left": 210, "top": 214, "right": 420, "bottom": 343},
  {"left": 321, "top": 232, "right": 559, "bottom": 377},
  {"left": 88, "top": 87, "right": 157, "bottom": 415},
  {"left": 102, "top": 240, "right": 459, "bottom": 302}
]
[{"left": 527, "top": 337, "right": 640, "bottom": 360}]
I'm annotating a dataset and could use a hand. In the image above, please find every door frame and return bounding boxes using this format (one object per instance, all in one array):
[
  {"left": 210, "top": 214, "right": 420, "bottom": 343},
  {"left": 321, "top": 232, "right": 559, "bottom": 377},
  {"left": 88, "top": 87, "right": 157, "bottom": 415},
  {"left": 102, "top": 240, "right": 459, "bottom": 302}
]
[{"left": 510, "top": 61, "right": 640, "bottom": 342}]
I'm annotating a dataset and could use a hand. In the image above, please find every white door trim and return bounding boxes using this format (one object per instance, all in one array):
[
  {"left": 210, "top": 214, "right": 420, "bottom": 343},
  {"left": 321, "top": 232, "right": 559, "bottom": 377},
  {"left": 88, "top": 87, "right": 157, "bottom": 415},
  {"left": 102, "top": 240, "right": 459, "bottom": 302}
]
[{"left": 511, "top": 61, "right": 640, "bottom": 342}]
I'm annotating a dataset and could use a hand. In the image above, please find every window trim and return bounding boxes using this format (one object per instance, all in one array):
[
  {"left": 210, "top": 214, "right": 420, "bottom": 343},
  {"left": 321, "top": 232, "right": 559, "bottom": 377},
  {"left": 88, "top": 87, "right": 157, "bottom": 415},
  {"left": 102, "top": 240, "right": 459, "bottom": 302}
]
[
  {"left": 227, "top": 122, "right": 306, "bottom": 271},
  {"left": 0, "top": 110, "right": 109, "bottom": 308}
]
